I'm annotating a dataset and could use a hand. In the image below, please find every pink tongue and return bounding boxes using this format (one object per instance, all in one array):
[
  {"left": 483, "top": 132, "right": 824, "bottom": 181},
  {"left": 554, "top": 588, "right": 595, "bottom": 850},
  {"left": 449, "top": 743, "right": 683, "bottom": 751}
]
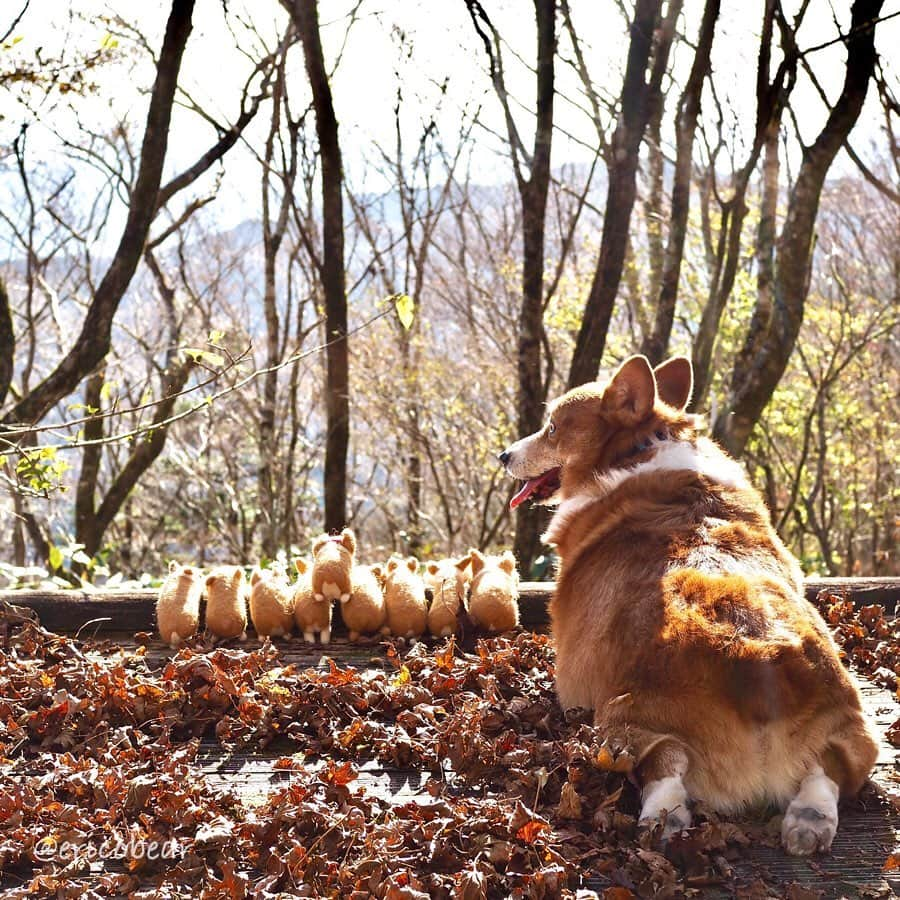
[{"left": 510, "top": 471, "right": 556, "bottom": 510}]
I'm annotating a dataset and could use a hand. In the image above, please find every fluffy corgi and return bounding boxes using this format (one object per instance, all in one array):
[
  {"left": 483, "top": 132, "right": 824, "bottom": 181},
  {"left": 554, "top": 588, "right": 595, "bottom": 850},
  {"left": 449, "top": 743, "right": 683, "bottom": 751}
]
[
  {"left": 204, "top": 566, "right": 248, "bottom": 641},
  {"left": 343, "top": 564, "right": 388, "bottom": 641},
  {"left": 500, "top": 355, "right": 877, "bottom": 856},
  {"left": 311, "top": 529, "right": 356, "bottom": 603},
  {"left": 384, "top": 556, "right": 428, "bottom": 639},
  {"left": 468, "top": 550, "right": 520, "bottom": 633},
  {"left": 156, "top": 561, "right": 202, "bottom": 648},
  {"left": 294, "top": 558, "right": 332, "bottom": 644},
  {"left": 249, "top": 567, "right": 294, "bottom": 640},
  {"left": 426, "top": 554, "right": 472, "bottom": 638}
]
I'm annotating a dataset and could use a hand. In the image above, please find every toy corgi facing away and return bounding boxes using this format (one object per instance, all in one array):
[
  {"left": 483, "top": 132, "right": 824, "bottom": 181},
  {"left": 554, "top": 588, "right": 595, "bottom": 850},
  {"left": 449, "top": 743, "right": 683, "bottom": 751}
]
[
  {"left": 426, "top": 554, "right": 472, "bottom": 638},
  {"left": 249, "top": 567, "right": 294, "bottom": 640},
  {"left": 157, "top": 561, "right": 202, "bottom": 648},
  {"left": 204, "top": 566, "right": 248, "bottom": 641},
  {"left": 343, "top": 564, "right": 388, "bottom": 641},
  {"left": 293, "top": 558, "right": 332, "bottom": 644},
  {"left": 384, "top": 556, "right": 427, "bottom": 640},
  {"left": 311, "top": 529, "right": 356, "bottom": 604},
  {"left": 467, "top": 550, "right": 520, "bottom": 633}
]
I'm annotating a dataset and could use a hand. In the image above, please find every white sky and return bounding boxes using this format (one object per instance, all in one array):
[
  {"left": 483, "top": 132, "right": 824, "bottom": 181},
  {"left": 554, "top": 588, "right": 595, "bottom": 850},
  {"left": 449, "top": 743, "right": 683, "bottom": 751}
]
[{"left": 2, "top": 0, "right": 898, "bottom": 234}]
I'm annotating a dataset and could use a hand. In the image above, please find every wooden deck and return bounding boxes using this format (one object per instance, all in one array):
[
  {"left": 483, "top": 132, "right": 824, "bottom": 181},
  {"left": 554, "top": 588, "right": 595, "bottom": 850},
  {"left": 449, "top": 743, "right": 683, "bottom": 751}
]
[{"left": 2, "top": 578, "right": 899, "bottom": 897}]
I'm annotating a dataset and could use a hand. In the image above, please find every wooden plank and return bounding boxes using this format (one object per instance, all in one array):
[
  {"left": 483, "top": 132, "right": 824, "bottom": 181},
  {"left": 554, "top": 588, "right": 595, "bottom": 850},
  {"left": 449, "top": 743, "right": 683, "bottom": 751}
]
[{"left": 3, "top": 577, "right": 898, "bottom": 634}]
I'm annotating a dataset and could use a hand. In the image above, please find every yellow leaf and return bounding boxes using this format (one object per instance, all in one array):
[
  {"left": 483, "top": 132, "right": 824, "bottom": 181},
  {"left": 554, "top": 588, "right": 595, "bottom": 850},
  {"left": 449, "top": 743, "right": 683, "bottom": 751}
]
[{"left": 394, "top": 294, "right": 415, "bottom": 330}]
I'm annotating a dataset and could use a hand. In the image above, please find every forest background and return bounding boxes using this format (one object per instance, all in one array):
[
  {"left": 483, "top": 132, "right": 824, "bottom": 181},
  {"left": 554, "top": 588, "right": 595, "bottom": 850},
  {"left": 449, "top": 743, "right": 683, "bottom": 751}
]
[{"left": 0, "top": 0, "right": 897, "bottom": 586}]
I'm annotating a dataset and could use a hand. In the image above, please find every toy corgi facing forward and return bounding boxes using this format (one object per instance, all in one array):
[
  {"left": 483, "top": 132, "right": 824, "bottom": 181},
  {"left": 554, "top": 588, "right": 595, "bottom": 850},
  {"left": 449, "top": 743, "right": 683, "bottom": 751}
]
[
  {"left": 499, "top": 354, "right": 878, "bottom": 856},
  {"left": 293, "top": 558, "right": 332, "bottom": 644},
  {"left": 311, "top": 529, "right": 356, "bottom": 604},
  {"left": 156, "top": 561, "right": 202, "bottom": 648}
]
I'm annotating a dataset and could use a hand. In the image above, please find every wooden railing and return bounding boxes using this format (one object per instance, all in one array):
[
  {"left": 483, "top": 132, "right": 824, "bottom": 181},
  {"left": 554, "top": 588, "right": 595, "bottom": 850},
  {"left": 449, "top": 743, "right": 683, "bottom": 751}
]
[{"left": 2, "top": 577, "right": 897, "bottom": 635}]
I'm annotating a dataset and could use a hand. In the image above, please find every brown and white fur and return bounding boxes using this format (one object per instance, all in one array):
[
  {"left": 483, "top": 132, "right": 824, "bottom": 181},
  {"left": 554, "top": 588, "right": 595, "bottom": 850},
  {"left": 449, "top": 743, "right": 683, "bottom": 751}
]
[
  {"left": 500, "top": 355, "right": 877, "bottom": 856},
  {"left": 344, "top": 564, "right": 388, "bottom": 641},
  {"left": 249, "top": 567, "right": 294, "bottom": 640},
  {"left": 204, "top": 566, "right": 248, "bottom": 641},
  {"left": 293, "top": 558, "right": 332, "bottom": 644},
  {"left": 311, "top": 529, "right": 356, "bottom": 604},
  {"left": 426, "top": 554, "right": 472, "bottom": 638},
  {"left": 468, "top": 549, "right": 520, "bottom": 633},
  {"left": 156, "top": 561, "right": 202, "bottom": 648},
  {"left": 384, "top": 556, "right": 428, "bottom": 640}
]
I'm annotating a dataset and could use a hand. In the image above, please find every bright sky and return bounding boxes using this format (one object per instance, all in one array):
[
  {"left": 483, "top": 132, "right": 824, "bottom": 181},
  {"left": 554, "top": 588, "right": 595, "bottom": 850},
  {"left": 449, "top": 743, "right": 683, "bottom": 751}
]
[{"left": 2, "top": 0, "right": 898, "bottom": 235}]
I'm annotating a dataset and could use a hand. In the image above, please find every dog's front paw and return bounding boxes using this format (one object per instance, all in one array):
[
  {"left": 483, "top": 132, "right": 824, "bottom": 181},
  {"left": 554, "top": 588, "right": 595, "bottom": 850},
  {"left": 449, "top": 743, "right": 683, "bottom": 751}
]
[
  {"left": 639, "top": 775, "right": 691, "bottom": 840},
  {"left": 781, "top": 804, "right": 837, "bottom": 856}
]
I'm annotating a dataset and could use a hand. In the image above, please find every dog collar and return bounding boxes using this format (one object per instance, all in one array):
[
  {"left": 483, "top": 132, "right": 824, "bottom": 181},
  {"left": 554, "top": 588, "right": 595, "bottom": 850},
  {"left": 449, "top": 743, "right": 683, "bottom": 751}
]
[{"left": 624, "top": 429, "right": 668, "bottom": 459}]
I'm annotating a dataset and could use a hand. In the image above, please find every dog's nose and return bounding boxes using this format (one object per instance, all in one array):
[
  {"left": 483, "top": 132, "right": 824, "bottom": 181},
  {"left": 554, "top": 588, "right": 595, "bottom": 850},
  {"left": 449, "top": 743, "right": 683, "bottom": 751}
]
[{"left": 498, "top": 450, "right": 511, "bottom": 466}]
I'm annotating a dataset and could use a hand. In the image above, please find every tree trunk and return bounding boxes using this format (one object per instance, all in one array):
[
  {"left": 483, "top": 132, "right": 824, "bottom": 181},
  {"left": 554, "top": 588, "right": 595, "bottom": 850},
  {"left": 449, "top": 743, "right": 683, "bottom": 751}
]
[
  {"left": 642, "top": 0, "right": 720, "bottom": 365},
  {"left": 1, "top": 0, "right": 195, "bottom": 429},
  {"left": 286, "top": 0, "right": 348, "bottom": 533},
  {"left": 567, "top": 0, "right": 679, "bottom": 388},
  {"left": 715, "top": 0, "right": 885, "bottom": 455}
]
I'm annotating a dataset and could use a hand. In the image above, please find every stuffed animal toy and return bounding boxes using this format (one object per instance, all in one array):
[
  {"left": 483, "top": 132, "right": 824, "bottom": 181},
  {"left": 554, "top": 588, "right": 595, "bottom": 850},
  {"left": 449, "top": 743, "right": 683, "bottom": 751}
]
[
  {"left": 311, "top": 529, "right": 356, "bottom": 603},
  {"left": 342, "top": 564, "right": 388, "bottom": 641},
  {"left": 294, "top": 558, "right": 332, "bottom": 644},
  {"left": 249, "top": 567, "right": 294, "bottom": 640},
  {"left": 426, "top": 554, "right": 472, "bottom": 638},
  {"left": 468, "top": 549, "right": 520, "bottom": 633},
  {"left": 156, "top": 561, "right": 202, "bottom": 648},
  {"left": 384, "top": 556, "right": 427, "bottom": 640},
  {"left": 205, "top": 565, "right": 248, "bottom": 640}
]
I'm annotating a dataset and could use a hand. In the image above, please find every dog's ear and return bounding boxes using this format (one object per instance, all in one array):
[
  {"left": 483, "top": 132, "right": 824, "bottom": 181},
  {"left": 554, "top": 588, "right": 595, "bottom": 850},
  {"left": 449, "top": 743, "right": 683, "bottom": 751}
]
[
  {"left": 312, "top": 534, "right": 329, "bottom": 554},
  {"left": 469, "top": 549, "right": 485, "bottom": 576},
  {"left": 387, "top": 557, "right": 400, "bottom": 573},
  {"left": 370, "top": 564, "right": 383, "bottom": 580},
  {"left": 426, "top": 562, "right": 440, "bottom": 576},
  {"left": 340, "top": 528, "right": 357, "bottom": 555},
  {"left": 250, "top": 568, "right": 263, "bottom": 587},
  {"left": 606, "top": 355, "right": 656, "bottom": 423},
  {"left": 498, "top": 551, "right": 516, "bottom": 575},
  {"left": 231, "top": 567, "right": 244, "bottom": 585},
  {"left": 295, "top": 558, "right": 309, "bottom": 576},
  {"left": 406, "top": 556, "right": 419, "bottom": 573},
  {"left": 455, "top": 553, "right": 471, "bottom": 573},
  {"left": 205, "top": 574, "right": 217, "bottom": 588},
  {"left": 654, "top": 356, "right": 693, "bottom": 411}
]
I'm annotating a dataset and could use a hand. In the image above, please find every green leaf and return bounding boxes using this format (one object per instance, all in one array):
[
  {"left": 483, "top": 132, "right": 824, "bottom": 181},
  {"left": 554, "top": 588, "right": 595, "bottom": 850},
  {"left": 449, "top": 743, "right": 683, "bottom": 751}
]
[
  {"left": 48, "top": 545, "right": 63, "bottom": 571},
  {"left": 394, "top": 294, "right": 415, "bottom": 330},
  {"left": 208, "top": 329, "right": 225, "bottom": 344}
]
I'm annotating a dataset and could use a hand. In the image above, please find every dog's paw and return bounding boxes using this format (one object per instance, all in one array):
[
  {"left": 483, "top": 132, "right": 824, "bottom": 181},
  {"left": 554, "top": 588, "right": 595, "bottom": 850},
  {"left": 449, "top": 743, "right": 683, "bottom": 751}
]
[
  {"left": 781, "top": 804, "right": 837, "bottom": 856},
  {"left": 639, "top": 775, "right": 691, "bottom": 840}
]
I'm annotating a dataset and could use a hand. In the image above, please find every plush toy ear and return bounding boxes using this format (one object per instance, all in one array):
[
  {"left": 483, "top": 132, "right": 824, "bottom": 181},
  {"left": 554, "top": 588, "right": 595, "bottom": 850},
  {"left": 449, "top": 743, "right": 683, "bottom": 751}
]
[
  {"left": 426, "top": 562, "right": 440, "bottom": 575},
  {"left": 653, "top": 356, "right": 693, "bottom": 411},
  {"left": 182, "top": 565, "right": 195, "bottom": 576},
  {"left": 406, "top": 556, "right": 419, "bottom": 573},
  {"left": 169, "top": 560, "right": 179, "bottom": 574},
  {"left": 250, "top": 569, "right": 263, "bottom": 587},
  {"left": 387, "top": 557, "right": 400, "bottom": 573},
  {"left": 205, "top": 574, "right": 217, "bottom": 588},
  {"left": 312, "top": 534, "right": 330, "bottom": 554},
  {"left": 341, "top": 528, "right": 357, "bottom": 554},
  {"left": 498, "top": 551, "right": 516, "bottom": 575},
  {"left": 455, "top": 553, "right": 472, "bottom": 573},
  {"left": 469, "top": 549, "right": 485, "bottom": 576},
  {"left": 295, "top": 558, "right": 309, "bottom": 576},
  {"left": 370, "top": 564, "right": 383, "bottom": 579},
  {"left": 605, "top": 355, "right": 656, "bottom": 423},
  {"left": 231, "top": 567, "right": 244, "bottom": 584}
]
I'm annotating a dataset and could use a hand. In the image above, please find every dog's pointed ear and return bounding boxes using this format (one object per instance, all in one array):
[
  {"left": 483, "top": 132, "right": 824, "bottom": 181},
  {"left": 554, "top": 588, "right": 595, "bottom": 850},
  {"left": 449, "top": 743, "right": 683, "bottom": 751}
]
[
  {"left": 250, "top": 568, "right": 263, "bottom": 587},
  {"left": 654, "top": 356, "right": 693, "bottom": 411},
  {"left": 406, "top": 556, "right": 418, "bottom": 573},
  {"left": 387, "top": 557, "right": 400, "bottom": 574},
  {"left": 498, "top": 551, "right": 516, "bottom": 575},
  {"left": 455, "top": 553, "right": 471, "bottom": 573},
  {"left": 606, "top": 355, "right": 656, "bottom": 423},
  {"left": 295, "top": 558, "right": 309, "bottom": 576},
  {"left": 426, "top": 562, "right": 440, "bottom": 575},
  {"left": 370, "top": 564, "right": 383, "bottom": 580},
  {"left": 469, "top": 549, "right": 485, "bottom": 576},
  {"left": 341, "top": 528, "right": 357, "bottom": 555}
]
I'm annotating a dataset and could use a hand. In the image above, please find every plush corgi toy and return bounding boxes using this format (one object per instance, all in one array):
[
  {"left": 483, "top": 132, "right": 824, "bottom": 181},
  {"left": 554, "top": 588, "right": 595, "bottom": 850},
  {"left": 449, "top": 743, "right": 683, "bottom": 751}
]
[
  {"left": 205, "top": 566, "right": 248, "bottom": 640},
  {"left": 468, "top": 549, "right": 520, "bottom": 633},
  {"left": 311, "top": 529, "right": 356, "bottom": 604},
  {"left": 342, "top": 564, "right": 388, "bottom": 641},
  {"left": 426, "top": 554, "right": 472, "bottom": 638},
  {"left": 156, "top": 561, "right": 202, "bottom": 648},
  {"left": 249, "top": 567, "right": 294, "bottom": 640},
  {"left": 384, "top": 556, "right": 428, "bottom": 640},
  {"left": 293, "top": 558, "right": 332, "bottom": 644}
]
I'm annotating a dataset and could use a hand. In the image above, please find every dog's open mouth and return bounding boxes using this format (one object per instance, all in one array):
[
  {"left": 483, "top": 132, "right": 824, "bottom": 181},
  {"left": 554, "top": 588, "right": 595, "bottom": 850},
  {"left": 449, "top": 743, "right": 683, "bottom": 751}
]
[{"left": 509, "top": 467, "right": 562, "bottom": 510}]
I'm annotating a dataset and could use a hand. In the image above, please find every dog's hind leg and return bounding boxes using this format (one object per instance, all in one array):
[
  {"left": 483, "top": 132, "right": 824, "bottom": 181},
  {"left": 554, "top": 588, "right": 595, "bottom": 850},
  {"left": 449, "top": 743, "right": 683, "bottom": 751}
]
[{"left": 634, "top": 732, "right": 692, "bottom": 839}]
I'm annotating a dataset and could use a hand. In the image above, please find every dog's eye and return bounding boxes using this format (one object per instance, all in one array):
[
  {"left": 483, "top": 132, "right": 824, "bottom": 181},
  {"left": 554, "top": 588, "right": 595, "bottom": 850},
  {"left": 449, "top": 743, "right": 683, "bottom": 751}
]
[{"left": 548, "top": 421, "right": 556, "bottom": 436}]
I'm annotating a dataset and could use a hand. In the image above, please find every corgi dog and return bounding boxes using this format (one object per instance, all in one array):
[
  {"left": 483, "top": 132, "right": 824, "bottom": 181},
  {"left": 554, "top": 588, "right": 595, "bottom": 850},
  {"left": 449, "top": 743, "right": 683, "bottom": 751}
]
[
  {"left": 311, "top": 529, "right": 356, "bottom": 604},
  {"left": 156, "top": 561, "right": 202, "bottom": 648},
  {"left": 500, "top": 355, "right": 877, "bottom": 856},
  {"left": 249, "top": 567, "right": 294, "bottom": 640},
  {"left": 468, "top": 549, "right": 520, "bottom": 633},
  {"left": 426, "top": 554, "right": 472, "bottom": 638},
  {"left": 204, "top": 566, "right": 248, "bottom": 641},
  {"left": 293, "top": 558, "right": 332, "bottom": 644},
  {"left": 343, "top": 564, "right": 388, "bottom": 641},
  {"left": 384, "top": 556, "right": 428, "bottom": 640}
]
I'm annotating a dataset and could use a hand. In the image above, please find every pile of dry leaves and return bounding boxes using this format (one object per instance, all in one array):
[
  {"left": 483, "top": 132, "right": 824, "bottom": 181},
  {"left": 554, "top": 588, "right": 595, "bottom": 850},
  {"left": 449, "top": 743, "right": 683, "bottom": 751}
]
[{"left": 0, "top": 596, "right": 891, "bottom": 898}]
